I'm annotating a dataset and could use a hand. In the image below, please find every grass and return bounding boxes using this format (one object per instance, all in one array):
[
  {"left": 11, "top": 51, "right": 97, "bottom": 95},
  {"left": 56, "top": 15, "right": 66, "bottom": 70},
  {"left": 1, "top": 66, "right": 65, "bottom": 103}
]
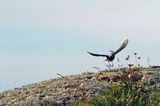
[{"left": 68, "top": 68, "right": 160, "bottom": 106}]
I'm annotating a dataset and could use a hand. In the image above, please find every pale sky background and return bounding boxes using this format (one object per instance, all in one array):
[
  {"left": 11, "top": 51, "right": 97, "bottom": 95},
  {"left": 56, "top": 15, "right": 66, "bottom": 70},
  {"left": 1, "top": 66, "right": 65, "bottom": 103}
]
[{"left": 0, "top": 0, "right": 160, "bottom": 92}]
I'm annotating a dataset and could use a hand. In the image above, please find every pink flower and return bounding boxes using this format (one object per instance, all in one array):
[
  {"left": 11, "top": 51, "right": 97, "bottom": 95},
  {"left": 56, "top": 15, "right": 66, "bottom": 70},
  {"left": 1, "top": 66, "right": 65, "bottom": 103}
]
[
  {"left": 128, "top": 73, "right": 132, "bottom": 78},
  {"left": 141, "top": 76, "right": 145, "bottom": 81},
  {"left": 125, "top": 55, "right": 130, "bottom": 61},
  {"left": 128, "top": 64, "right": 133, "bottom": 67},
  {"left": 125, "top": 57, "right": 129, "bottom": 61}
]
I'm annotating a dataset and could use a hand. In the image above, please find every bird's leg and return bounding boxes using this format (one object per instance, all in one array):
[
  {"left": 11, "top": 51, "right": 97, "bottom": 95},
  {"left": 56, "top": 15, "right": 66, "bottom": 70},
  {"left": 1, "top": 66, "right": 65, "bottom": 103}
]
[
  {"left": 106, "top": 65, "right": 111, "bottom": 71},
  {"left": 111, "top": 62, "right": 114, "bottom": 67},
  {"left": 108, "top": 62, "right": 112, "bottom": 68},
  {"left": 108, "top": 61, "right": 113, "bottom": 68}
]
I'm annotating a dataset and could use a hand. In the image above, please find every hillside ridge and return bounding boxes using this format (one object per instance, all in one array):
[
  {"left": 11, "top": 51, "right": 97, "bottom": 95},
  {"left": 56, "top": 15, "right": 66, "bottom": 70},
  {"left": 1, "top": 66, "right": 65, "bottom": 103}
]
[{"left": 0, "top": 67, "right": 160, "bottom": 105}]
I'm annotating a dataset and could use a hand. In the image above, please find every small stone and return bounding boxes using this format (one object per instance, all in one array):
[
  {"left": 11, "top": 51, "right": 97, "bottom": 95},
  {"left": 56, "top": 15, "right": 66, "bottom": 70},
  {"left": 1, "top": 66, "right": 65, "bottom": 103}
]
[{"left": 80, "top": 83, "right": 85, "bottom": 88}]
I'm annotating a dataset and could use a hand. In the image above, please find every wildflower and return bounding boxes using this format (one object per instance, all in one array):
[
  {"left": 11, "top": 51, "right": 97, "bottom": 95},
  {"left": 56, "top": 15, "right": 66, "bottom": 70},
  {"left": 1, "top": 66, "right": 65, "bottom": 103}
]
[
  {"left": 141, "top": 75, "right": 145, "bottom": 81},
  {"left": 128, "top": 64, "right": 133, "bottom": 68},
  {"left": 126, "top": 57, "right": 129, "bottom": 61},
  {"left": 134, "top": 53, "right": 137, "bottom": 55},
  {"left": 128, "top": 73, "right": 132, "bottom": 78},
  {"left": 125, "top": 55, "right": 129, "bottom": 65},
  {"left": 125, "top": 55, "right": 130, "bottom": 60},
  {"left": 134, "top": 52, "right": 138, "bottom": 67}
]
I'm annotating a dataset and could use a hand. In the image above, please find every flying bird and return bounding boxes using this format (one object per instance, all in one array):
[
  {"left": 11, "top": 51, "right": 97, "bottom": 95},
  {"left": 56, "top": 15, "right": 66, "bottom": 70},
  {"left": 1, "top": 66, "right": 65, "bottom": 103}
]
[{"left": 88, "top": 39, "right": 128, "bottom": 62}]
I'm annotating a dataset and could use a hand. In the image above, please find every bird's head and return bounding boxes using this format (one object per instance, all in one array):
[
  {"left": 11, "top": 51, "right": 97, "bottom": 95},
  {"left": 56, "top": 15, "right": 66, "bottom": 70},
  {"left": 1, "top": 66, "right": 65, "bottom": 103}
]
[{"left": 109, "top": 50, "right": 114, "bottom": 55}]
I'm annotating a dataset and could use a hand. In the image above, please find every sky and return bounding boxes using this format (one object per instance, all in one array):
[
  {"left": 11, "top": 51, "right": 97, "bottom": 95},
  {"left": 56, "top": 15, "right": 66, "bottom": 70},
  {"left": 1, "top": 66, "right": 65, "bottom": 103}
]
[{"left": 0, "top": 0, "right": 160, "bottom": 92}]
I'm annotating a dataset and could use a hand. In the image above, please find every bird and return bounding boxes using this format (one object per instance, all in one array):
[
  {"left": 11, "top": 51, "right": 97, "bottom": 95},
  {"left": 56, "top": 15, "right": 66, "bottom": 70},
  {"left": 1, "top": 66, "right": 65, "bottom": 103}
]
[{"left": 88, "top": 39, "right": 128, "bottom": 62}]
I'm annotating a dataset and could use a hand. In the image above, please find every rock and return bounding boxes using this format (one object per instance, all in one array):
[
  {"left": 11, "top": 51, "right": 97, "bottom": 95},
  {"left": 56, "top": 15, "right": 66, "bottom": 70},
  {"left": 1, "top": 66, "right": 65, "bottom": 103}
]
[
  {"left": 90, "top": 87, "right": 103, "bottom": 95},
  {"left": 149, "top": 79, "right": 157, "bottom": 85}
]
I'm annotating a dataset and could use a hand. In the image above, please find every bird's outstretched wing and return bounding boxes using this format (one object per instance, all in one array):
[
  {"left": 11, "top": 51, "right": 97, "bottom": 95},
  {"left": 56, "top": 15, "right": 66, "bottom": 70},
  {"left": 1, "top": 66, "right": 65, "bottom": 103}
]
[
  {"left": 114, "top": 39, "right": 128, "bottom": 54},
  {"left": 88, "top": 52, "right": 107, "bottom": 57}
]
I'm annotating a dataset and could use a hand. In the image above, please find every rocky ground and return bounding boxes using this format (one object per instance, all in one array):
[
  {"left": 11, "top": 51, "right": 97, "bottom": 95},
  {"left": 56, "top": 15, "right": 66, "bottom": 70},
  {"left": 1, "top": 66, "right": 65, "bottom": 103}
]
[{"left": 0, "top": 67, "right": 160, "bottom": 106}]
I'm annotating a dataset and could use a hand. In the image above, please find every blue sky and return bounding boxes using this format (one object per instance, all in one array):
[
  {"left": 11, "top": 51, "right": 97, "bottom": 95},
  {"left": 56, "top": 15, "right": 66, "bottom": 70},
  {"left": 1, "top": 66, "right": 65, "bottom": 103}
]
[{"left": 0, "top": 0, "right": 160, "bottom": 92}]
